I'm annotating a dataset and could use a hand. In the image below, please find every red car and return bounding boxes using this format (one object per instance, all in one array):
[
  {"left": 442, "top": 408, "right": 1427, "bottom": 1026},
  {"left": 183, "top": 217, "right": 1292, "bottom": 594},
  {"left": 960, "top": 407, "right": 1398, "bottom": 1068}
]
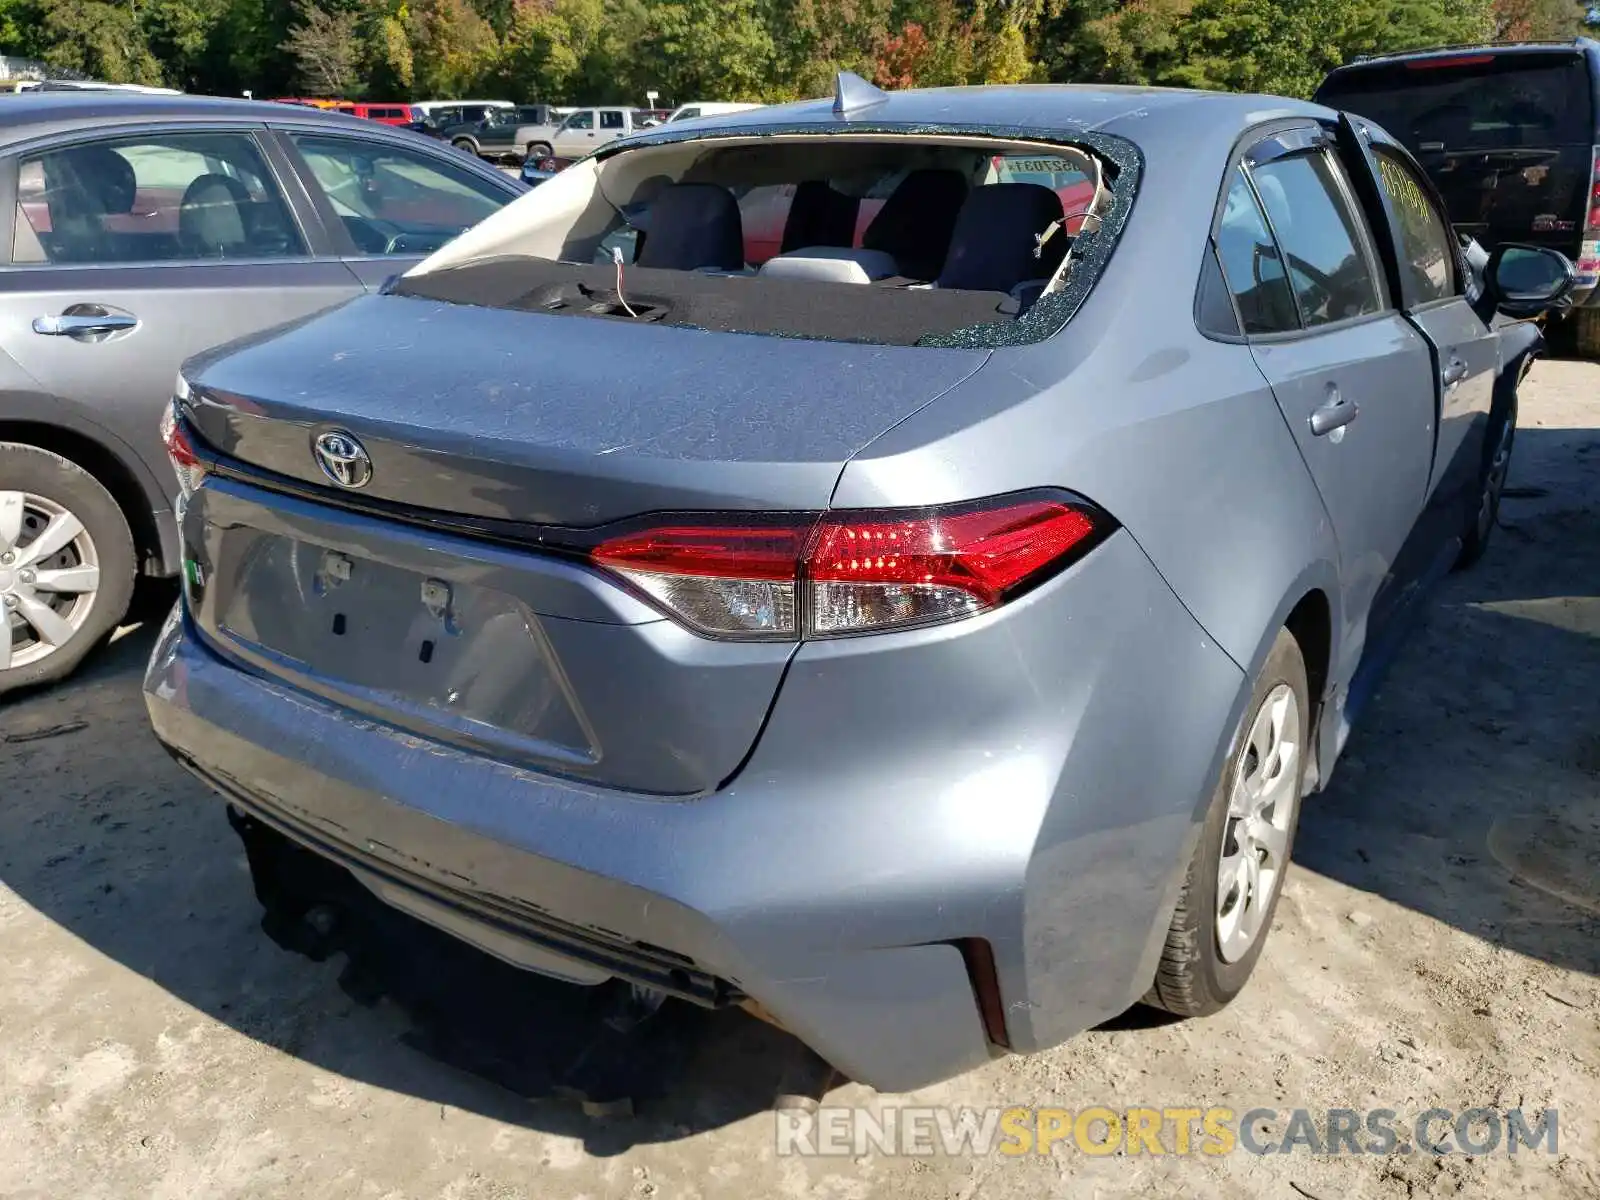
[{"left": 334, "top": 102, "right": 423, "bottom": 127}]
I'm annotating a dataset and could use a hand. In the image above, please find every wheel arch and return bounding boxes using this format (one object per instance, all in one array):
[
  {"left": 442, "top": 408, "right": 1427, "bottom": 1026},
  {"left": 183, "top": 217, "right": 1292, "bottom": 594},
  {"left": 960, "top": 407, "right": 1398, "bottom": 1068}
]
[{"left": 0, "top": 419, "right": 174, "bottom": 577}]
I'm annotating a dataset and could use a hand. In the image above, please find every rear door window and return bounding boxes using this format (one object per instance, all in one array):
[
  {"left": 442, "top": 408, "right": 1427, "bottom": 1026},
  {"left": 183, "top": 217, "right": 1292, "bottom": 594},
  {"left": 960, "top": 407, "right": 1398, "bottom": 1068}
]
[
  {"left": 13, "top": 131, "right": 304, "bottom": 264},
  {"left": 601, "top": 111, "right": 626, "bottom": 131},
  {"left": 1215, "top": 166, "right": 1299, "bottom": 334},
  {"left": 1249, "top": 150, "right": 1383, "bottom": 327}
]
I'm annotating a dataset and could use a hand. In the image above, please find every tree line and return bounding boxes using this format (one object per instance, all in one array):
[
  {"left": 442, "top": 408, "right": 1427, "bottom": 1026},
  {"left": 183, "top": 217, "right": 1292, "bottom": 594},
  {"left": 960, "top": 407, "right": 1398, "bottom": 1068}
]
[{"left": 0, "top": 0, "right": 1592, "bottom": 107}]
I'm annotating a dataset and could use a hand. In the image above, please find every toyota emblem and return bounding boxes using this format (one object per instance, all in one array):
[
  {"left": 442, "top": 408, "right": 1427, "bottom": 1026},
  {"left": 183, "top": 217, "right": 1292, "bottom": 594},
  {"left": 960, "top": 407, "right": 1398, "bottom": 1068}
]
[{"left": 313, "top": 429, "right": 373, "bottom": 489}]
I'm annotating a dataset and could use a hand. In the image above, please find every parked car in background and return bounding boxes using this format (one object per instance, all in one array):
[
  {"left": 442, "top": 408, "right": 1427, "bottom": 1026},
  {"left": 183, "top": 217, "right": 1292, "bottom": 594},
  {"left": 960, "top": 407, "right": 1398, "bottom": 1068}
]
[
  {"left": 414, "top": 99, "right": 512, "bottom": 125},
  {"left": 148, "top": 81, "right": 1570, "bottom": 1094},
  {"left": 1316, "top": 37, "right": 1600, "bottom": 355},
  {"left": 549, "top": 107, "right": 650, "bottom": 159},
  {"left": 271, "top": 98, "right": 342, "bottom": 110},
  {"left": 0, "top": 92, "right": 525, "bottom": 692},
  {"left": 664, "top": 101, "right": 763, "bottom": 123},
  {"left": 333, "top": 101, "right": 422, "bottom": 127},
  {"left": 443, "top": 104, "right": 561, "bottom": 161}
]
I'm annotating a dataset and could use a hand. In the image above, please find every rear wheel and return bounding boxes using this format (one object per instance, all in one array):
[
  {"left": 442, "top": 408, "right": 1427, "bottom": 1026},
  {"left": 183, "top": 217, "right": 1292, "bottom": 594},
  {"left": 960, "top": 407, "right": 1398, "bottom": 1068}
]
[
  {"left": 0, "top": 444, "right": 136, "bottom": 694},
  {"left": 1145, "top": 628, "right": 1308, "bottom": 1016},
  {"left": 525, "top": 141, "right": 552, "bottom": 162},
  {"left": 1574, "top": 307, "right": 1600, "bottom": 360},
  {"left": 451, "top": 137, "right": 477, "bottom": 156}
]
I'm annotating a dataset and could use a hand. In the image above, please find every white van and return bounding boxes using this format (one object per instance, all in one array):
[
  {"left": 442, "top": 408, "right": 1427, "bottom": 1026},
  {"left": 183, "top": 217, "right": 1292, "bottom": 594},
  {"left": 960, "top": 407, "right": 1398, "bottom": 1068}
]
[{"left": 665, "top": 102, "right": 763, "bottom": 123}]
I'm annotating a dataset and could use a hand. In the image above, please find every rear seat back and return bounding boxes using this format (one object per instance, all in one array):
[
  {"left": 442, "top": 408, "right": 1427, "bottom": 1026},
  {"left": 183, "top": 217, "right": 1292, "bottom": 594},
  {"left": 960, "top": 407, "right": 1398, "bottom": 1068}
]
[
  {"left": 860, "top": 168, "right": 969, "bottom": 280},
  {"left": 936, "top": 182, "right": 1066, "bottom": 293},
  {"left": 635, "top": 182, "right": 745, "bottom": 271}
]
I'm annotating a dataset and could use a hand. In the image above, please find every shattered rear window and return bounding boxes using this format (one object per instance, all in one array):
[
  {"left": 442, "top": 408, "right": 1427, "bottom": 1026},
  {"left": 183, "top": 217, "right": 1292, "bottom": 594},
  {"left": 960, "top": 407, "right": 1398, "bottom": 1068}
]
[{"left": 393, "top": 130, "right": 1141, "bottom": 348}]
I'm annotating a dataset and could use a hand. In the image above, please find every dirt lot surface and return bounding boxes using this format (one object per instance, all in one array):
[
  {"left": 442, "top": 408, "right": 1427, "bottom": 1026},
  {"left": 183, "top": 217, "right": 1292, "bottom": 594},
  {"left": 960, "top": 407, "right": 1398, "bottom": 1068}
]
[{"left": 1, "top": 361, "right": 1596, "bottom": 1199}]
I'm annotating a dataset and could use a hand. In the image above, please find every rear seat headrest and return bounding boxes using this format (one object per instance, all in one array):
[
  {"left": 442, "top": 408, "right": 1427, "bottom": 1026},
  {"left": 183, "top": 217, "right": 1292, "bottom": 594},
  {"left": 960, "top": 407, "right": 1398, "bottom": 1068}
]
[
  {"left": 936, "top": 182, "right": 1066, "bottom": 293},
  {"left": 635, "top": 182, "right": 745, "bottom": 272}
]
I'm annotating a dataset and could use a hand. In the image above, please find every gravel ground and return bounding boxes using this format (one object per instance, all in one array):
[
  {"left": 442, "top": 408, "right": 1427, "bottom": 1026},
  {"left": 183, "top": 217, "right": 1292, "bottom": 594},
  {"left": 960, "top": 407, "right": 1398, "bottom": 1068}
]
[{"left": 1, "top": 361, "right": 1596, "bottom": 1200}]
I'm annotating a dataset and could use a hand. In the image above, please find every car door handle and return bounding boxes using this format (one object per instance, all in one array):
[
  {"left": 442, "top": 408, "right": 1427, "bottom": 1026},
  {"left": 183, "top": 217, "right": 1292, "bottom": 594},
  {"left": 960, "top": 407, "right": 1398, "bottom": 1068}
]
[
  {"left": 1442, "top": 357, "right": 1469, "bottom": 388},
  {"left": 32, "top": 313, "right": 139, "bottom": 336},
  {"left": 1310, "top": 394, "right": 1359, "bottom": 437}
]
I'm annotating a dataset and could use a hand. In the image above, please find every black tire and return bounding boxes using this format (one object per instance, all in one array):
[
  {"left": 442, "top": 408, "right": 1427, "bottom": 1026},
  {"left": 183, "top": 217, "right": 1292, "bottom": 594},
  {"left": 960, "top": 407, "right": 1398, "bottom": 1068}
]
[
  {"left": 1456, "top": 390, "right": 1516, "bottom": 569},
  {"left": 0, "top": 443, "right": 136, "bottom": 695},
  {"left": 451, "top": 137, "right": 478, "bottom": 156},
  {"left": 525, "top": 141, "right": 552, "bottom": 162},
  {"left": 1574, "top": 306, "right": 1600, "bottom": 361},
  {"left": 1145, "top": 627, "right": 1309, "bottom": 1016}
]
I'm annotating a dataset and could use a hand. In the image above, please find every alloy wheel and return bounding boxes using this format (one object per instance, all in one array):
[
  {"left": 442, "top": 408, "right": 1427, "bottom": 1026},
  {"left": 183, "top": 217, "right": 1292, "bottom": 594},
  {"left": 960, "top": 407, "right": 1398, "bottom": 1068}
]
[
  {"left": 0, "top": 491, "right": 102, "bottom": 671},
  {"left": 1215, "top": 683, "right": 1300, "bottom": 963}
]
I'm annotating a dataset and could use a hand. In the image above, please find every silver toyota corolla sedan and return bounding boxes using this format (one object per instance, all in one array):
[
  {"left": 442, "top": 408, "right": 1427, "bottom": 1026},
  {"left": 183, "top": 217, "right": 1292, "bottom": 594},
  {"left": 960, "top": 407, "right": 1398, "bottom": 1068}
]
[
  {"left": 144, "top": 78, "right": 1571, "bottom": 1092},
  {"left": 0, "top": 92, "right": 525, "bottom": 693}
]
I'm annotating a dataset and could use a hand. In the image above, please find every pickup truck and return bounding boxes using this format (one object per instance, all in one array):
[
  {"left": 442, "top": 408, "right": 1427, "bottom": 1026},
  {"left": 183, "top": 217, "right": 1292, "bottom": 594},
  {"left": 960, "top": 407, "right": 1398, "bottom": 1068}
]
[
  {"left": 442, "top": 105, "right": 561, "bottom": 162},
  {"left": 548, "top": 108, "right": 650, "bottom": 160}
]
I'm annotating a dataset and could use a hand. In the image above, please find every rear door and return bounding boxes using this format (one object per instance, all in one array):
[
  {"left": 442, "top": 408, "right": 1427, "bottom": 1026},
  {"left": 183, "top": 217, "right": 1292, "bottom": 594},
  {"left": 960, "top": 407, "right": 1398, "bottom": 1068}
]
[
  {"left": 1315, "top": 50, "right": 1595, "bottom": 256},
  {"left": 273, "top": 128, "right": 522, "bottom": 291},
  {"left": 0, "top": 125, "right": 361, "bottom": 511},
  {"left": 551, "top": 110, "right": 598, "bottom": 159},
  {"left": 1214, "top": 125, "right": 1437, "bottom": 686}
]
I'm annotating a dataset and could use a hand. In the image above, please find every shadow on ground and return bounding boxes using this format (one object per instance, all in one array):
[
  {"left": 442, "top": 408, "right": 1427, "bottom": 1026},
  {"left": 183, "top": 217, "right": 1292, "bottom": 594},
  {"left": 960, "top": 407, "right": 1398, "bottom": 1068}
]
[{"left": 1, "top": 425, "right": 1595, "bottom": 1152}]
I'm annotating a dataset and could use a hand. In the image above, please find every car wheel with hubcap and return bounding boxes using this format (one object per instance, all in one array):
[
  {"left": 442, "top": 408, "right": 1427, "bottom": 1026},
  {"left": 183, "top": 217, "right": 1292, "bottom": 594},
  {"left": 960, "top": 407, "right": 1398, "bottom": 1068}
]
[
  {"left": 1456, "top": 394, "right": 1515, "bottom": 569},
  {"left": 1145, "top": 626, "right": 1309, "bottom": 1016},
  {"left": 525, "top": 141, "right": 552, "bottom": 162},
  {"left": 451, "top": 137, "right": 477, "bottom": 156},
  {"left": 0, "top": 444, "right": 136, "bottom": 694}
]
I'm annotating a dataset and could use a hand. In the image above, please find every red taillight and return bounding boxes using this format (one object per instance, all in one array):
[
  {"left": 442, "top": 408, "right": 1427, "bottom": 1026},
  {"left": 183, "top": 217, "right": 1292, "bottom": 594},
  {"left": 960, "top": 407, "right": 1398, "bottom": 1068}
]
[
  {"left": 160, "top": 402, "right": 207, "bottom": 497},
  {"left": 1405, "top": 54, "right": 1493, "bottom": 70},
  {"left": 806, "top": 500, "right": 1098, "bottom": 634},
  {"left": 1586, "top": 146, "right": 1600, "bottom": 235},
  {"left": 589, "top": 494, "right": 1108, "bottom": 640}
]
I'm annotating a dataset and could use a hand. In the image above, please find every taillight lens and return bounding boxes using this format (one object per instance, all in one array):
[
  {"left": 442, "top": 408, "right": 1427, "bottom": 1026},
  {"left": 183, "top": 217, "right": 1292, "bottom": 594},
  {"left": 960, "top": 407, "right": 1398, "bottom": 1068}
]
[
  {"left": 591, "top": 523, "right": 806, "bottom": 638},
  {"left": 590, "top": 493, "right": 1109, "bottom": 640},
  {"left": 1579, "top": 146, "right": 1600, "bottom": 285},
  {"left": 160, "top": 399, "right": 207, "bottom": 498}
]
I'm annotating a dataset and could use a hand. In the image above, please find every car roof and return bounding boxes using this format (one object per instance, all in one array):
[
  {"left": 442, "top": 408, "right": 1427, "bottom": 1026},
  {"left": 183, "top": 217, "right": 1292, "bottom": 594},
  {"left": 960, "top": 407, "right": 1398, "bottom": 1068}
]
[
  {"left": 0, "top": 91, "right": 390, "bottom": 147},
  {"left": 638, "top": 84, "right": 1330, "bottom": 150}
]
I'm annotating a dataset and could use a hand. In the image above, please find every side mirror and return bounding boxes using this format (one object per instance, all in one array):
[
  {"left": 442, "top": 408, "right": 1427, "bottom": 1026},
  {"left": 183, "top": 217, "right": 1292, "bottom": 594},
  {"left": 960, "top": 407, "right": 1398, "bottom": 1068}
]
[{"left": 1486, "top": 243, "right": 1575, "bottom": 318}]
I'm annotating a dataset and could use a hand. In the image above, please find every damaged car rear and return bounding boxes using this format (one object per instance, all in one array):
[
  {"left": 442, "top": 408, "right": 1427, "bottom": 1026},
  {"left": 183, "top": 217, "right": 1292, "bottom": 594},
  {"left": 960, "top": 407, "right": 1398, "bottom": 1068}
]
[{"left": 144, "top": 78, "right": 1548, "bottom": 1091}]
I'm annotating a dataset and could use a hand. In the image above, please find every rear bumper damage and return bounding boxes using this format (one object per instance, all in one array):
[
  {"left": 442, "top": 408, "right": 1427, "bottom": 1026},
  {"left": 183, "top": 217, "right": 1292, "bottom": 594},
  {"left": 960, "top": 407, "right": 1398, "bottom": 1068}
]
[{"left": 144, "top": 526, "right": 1245, "bottom": 1092}]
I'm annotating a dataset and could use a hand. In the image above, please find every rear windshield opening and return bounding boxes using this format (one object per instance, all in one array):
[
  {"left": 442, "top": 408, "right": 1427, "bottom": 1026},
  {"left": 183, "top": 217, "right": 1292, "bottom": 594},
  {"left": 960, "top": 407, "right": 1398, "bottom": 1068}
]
[
  {"left": 1318, "top": 53, "right": 1595, "bottom": 153},
  {"left": 393, "top": 136, "right": 1123, "bottom": 346}
]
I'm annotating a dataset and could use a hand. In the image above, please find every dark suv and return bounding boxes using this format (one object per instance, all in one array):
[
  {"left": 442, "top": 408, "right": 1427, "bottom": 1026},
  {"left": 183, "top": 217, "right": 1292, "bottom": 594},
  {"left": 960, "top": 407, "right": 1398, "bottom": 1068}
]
[{"left": 1317, "top": 38, "right": 1600, "bottom": 354}]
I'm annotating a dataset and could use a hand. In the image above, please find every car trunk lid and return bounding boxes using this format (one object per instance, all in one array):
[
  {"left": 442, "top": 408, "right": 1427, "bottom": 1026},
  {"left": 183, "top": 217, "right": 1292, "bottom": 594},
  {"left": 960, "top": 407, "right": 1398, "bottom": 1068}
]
[
  {"left": 179, "top": 292, "right": 989, "bottom": 794},
  {"left": 184, "top": 292, "right": 988, "bottom": 524}
]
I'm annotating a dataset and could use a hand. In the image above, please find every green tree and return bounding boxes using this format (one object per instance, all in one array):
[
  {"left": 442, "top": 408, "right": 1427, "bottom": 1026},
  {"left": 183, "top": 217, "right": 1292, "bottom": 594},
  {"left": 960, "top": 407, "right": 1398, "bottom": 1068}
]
[
  {"left": 35, "top": 0, "right": 167, "bottom": 85},
  {"left": 634, "top": 0, "right": 776, "bottom": 102},
  {"left": 409, "top": 0, "right": 499, "bottom": 96},
  {"left": 287, "top": 0, "right": 364, "bottom": 94}
]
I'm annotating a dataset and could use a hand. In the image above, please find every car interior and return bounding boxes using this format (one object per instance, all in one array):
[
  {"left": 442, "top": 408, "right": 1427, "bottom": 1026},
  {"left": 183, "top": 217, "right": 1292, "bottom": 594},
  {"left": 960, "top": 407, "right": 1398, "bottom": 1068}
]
[{"left": 394, "top": 136, "right": 1117, "bottom": 346}]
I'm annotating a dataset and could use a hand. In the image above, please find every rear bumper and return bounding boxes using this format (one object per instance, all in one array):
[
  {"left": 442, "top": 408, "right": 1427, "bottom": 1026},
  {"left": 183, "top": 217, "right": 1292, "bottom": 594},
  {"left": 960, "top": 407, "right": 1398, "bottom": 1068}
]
[{"left": 144, "top": 528, "right": 1247, "bottom": 1092}]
